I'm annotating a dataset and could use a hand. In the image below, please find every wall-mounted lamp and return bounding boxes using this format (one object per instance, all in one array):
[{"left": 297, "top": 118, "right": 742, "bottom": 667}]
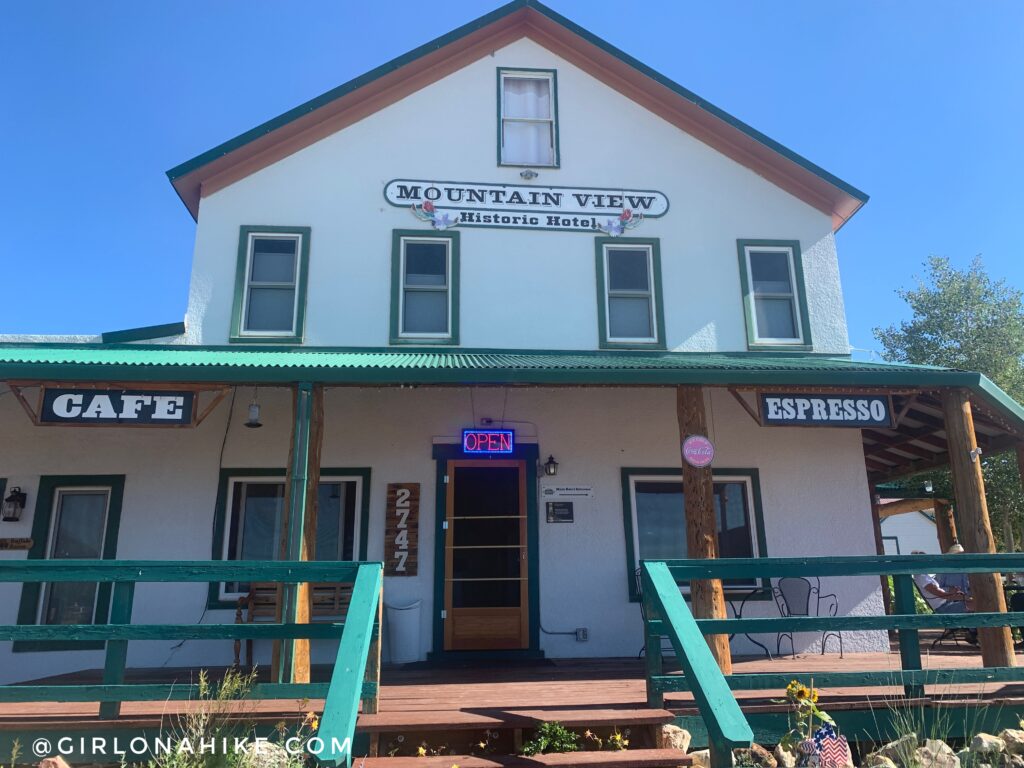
[
  {"left": 543, "top": 455, "right": 559, "bottom": 477},
  {"left": 245, "top": 388, "right": 263, "bottom": 429},
  {"left": 923, "top": 480, "right": 934, "bottom": 494},
  {"left": 969, "top": 447, "right": 983, "bottom": 463},
  {"left": 520, "top": 169, "right": 539, "bottom": 180},
  {"left": 2, "top": 487, "right": 27, "bottom": 522}
]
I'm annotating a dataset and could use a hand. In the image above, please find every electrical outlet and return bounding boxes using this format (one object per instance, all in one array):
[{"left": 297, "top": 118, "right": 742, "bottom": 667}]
[{"left": 575, "top": 627, "right": 588, "bottom": 641}]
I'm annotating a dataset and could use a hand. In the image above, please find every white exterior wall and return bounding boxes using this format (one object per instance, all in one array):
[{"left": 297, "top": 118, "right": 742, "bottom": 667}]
[
  {"left": 183, "top": 38, "right": 849, "bottom": 354},
  {"left": 882, "top": 512, "right": 941, "bottom": 555},
  {"left": 0, "top": 384, "right": 885, "bottom": 684}
]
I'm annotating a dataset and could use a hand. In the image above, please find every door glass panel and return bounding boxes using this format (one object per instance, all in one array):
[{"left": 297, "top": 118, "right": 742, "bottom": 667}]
[
  {"left": 452, "top": 517, "right": 521, "bottom": 547},
  {"left": 453, "top": 467, "right": 519, "bottom": 517},
  {"left": 42, "top": 490, "right": 109, "bottom": 626},
  {"left": 453, "top": 580, "right": 521, "bottom": 608},
  {"left": 452, "top": 548, "right": 521, "bottom": 580}
]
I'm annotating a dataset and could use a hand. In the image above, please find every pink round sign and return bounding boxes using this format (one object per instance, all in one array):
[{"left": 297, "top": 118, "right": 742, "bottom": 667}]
[{"left": 682, "top": 435, "right": 715, "bottom": 468}]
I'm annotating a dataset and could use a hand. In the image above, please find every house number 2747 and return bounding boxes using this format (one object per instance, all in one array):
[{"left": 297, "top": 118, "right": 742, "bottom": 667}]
[{"left": 393, "top": 488, "right": 411, "bottom": 572}]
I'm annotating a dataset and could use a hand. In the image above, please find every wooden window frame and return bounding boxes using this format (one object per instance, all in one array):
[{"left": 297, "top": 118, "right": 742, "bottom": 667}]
[
  {"left": 497, "top": 68, "right": 560, "bottom": 168},
  {"left": 595, "top": 237, "right": 666, "bottom": 349},
  {"left": 737, "top": 239, "right": 813, "bottom": 350},
  {"left": 389, "top": 230, "right": 460, "bottom": 346},
  {"left": 230, "top": 225, "right": 310, "bottom": 344}
]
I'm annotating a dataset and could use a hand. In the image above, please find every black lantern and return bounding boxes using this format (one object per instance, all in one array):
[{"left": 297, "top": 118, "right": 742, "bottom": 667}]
[
  {"left": 543, "top": 455, "right": 559, "bottom": 477},
  {"left": 245, "top": 388, "right": 263, "bottom": 429},
  {"left": 2, "top": 487, "right": 27, "bottom": 522}
]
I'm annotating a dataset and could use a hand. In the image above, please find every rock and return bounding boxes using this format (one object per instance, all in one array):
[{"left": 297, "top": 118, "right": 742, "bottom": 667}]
[
  {"left": 876, "top": 733, "right": 919, "bottom": 765},
  {"left": 39, "top": 759, "right": 72, "bottom": 768},
  {"left": 917, "top": 744, "right": 960, "bottom": 768},
  {"left": 658, "top": 725, "right": 692, "bottom": 754},
  {"left": 689, "top": 749, "right": 711, "bottom": 768},
  {"left": 733, "top": 744, "right": 776, "bottom": 768},
  {"left": 974, "top": 735, "right": 1005, "bottom": 756},
  {"left": 865, "top": 757, "right": 899, "bottom": 768},
  {"left": 1001, "top": 731, "right": 1024, "bottom": 756},
  {"left": 240, "top": 742, "right": 292, "bottom": 768},
  {"left": 1001, "top": 755, "right": 1024, "bottom": 768},
  {"left": 773, "top": 745, "right": 797, "bottom": 768}
]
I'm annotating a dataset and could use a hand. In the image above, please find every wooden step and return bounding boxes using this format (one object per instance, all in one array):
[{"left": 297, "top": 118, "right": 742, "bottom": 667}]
[
  {"left": 358, "top": 749, "right": 692, "bottom": 768},
  {"left": 358, "top": 708, "right": 676, "bottom": 733}
]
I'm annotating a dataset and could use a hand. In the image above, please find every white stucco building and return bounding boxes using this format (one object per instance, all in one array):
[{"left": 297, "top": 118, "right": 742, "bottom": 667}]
[{"left": 2, "top": 0, "right": 1022, "bottom": 686}]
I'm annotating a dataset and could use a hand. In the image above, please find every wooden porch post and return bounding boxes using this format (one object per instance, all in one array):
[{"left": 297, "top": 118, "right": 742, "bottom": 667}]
[
  {"left": 867, "top": 484, "right": 893, "bottom": 617},
  {"left": 293, "top": 384, "right": 325, "bottom": 683},
  {"left": 276, "top": 382, "right": 319, "bottom": 683},
  {"left": 676, "top": 385, "right": 732, "bottom": 673},
  {"left": 940, "top": 388, "right": 1015, "bottom": 667},
  {"left": 934, "top": 500, "right": 958, "bottom": 553}
]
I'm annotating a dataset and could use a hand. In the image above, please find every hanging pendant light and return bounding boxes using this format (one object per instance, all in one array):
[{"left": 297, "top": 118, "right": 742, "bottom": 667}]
[{"left": 244, "top": 387, "right": 263, "bottom": 428}]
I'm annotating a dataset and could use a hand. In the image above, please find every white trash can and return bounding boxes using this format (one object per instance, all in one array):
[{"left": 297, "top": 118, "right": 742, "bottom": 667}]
[{"left": 384, "top": 600, "right": 422, "bottom": 664}]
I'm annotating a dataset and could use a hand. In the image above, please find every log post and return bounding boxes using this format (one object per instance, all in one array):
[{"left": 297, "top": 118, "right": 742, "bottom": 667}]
[
  {"left": 867, "top": 483, "right": 893, "bottom": 617},
  {"left": 276, "top": 382, "right": 316, "bottom": 683},
  {"left": 940, "top": 388, "right": 1015, "bottom": 667},
  {"left": 934, "top": 500, "right": 959, "bottom": 553},
  {"left": 292, "top": 384, "right": 324, "bottom": 683},
  {"left": 676, "top": 385, "right": 732, "bottom": 673}
]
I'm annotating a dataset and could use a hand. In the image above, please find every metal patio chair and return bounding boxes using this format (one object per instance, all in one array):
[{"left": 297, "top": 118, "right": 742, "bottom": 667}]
[
  {"left": 912, "top": 578, "right": 975, "bottom": 649},
  {"left": 772, "top": 576, "right": 844, "bottom": 658}
]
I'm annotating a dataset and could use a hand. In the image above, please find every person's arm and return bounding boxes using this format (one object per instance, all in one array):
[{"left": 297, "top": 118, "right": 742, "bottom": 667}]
[{"left": 924, "top": 582, "right": 965, "bottom": 601}]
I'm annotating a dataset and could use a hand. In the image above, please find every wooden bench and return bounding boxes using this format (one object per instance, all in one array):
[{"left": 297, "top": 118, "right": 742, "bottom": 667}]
[{"left": 234, "top": 581, "right": 352, "bottom": 667}]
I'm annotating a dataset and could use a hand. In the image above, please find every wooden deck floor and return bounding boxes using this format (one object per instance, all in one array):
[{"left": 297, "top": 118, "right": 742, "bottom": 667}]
[{"left": 3, "top": 645, "right": 1024, "bottom": 729}]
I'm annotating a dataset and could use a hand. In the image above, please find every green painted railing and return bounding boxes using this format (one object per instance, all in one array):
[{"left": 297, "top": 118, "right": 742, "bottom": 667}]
[
  {"left": 642, "top": 553, "right": 1024, "bottom": 764},
  {"left": 0, "top": 560, "right": 384, "bottom": 768},
  {"left": 640, "top": 562, "right": 754, "bottom": 768}
]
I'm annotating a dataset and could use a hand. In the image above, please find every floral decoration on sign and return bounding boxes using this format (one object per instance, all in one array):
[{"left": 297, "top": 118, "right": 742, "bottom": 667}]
[
  {"left": 597, "top": 208, "right": 643, "bottom": 236},
  {"left": 411, "top": 200, "right": 459, "bottom": 230}
]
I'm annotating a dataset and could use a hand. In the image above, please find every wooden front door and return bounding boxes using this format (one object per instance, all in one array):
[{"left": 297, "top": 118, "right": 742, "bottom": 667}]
[{"left": 443, "top": 460, "right": 528, "bottom": 650}]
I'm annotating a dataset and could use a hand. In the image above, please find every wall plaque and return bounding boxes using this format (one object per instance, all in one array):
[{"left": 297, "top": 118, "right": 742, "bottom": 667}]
[
  {"left": 546, "top": 501, "right": 574, "bottom": 523},
  {"left": 0, "top": 538, "right": 33, "bottom": 551},
  {"left": 759, "top": 393, "right": 893, "bottom": 428},
  {"left": 40, "top": 387, "right": 196, "bottom": 426},
  {"left": 384, "top": 483, "right": 419, "bottom": 576}
]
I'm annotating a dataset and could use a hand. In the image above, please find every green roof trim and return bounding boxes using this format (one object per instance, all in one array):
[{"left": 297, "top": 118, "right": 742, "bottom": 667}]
[
  {"left": 6, "top": 344, "right": 1021, "bottom": 434},
  {"left": 165, "top": 0, "right": 866, "bottom": 211},
  {"left": 100, "top": 322, "right": 186, "bottom": 344}
]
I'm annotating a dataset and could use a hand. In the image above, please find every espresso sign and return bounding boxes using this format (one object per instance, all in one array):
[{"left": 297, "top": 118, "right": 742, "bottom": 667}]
[
  {"left": 760, "top": 393, "right": 893, "bottom": 428},
  {"left": 384, "top": 179, "right": 668, "bottom": 233},
  {"left": 384, "top": 483, "right": 419, "bottom": 576},
  {"left": 40, "top": 388, "right": 196, "bottom": 426}
]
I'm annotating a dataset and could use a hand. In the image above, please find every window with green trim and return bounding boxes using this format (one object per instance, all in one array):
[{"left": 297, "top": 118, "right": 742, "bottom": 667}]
[
  {"left": 621, "top": 468, "right": 767, "bottom": 601},
  {"left": 230, "top": 226, "right": 310, "bottom": 343},
  {"left": 15, "top": 475, "right": 125, "bottom": 652},
  {"left": 595, "top": 237, "right": 665, "bottom": 349},
  {"left": 498, "top": 68, "right": 558, "bottom": 167},
  {"left": 390, "top": 230, "right": 460, "bottom": 345},
  {"left": 737, "top": 240, "right": 811, "bottom": 348},
  {"left": 208, "top": 468, "right": 371, "bottom": 608}
]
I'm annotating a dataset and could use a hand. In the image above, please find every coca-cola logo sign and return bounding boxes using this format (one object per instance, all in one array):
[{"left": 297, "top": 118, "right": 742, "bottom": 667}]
[{"left": 682, "top": 435, "right": 715, "bottom": 468}]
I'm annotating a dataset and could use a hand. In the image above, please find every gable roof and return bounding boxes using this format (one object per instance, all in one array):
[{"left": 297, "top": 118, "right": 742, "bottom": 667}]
[{"left": 166, "top": 0, "right": 868, "bottom": 229}]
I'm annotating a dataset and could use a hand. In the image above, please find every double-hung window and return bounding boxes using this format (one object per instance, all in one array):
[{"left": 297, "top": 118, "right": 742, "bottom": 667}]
[
  {"left": 219, "top": 476, "right": 363, "bottom": 601},
  {"left": 498, "top": 69, "right": 558, "bottom": 167},
  {"left": 231, "top": 226, "right": 310, "bottom": 343},
  {"left": 622, "top": 469, "right": 766, "bottom": 600},
  {"left": 390, "top": 230, "right": 460, "bottom": 345},
  {"left": 595, "top": 238, "right": 665, "bottom": 349},
  {"left": 737, "top": 239, "right": 811, "bottom": 348}
]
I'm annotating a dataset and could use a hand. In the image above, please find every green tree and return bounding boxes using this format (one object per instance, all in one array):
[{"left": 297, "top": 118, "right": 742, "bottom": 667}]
[{"left": 874, "top": 256, "right": 1024, "bottom": 551}]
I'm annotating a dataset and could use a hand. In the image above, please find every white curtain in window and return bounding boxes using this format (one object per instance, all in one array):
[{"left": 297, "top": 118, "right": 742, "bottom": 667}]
[{"left": 503, "top": 77, "right": 552, "bottom": 165}]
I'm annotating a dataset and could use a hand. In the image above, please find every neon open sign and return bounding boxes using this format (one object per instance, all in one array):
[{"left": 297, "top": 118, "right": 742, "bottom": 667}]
[{"left": 462, "top": 429, "right": 514, "bottom": 455}]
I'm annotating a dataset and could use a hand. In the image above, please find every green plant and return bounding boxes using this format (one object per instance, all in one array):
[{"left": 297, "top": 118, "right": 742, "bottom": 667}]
[
  {"left": 779, "top": 680, "right": 836, "bottom": 750},
  {"left": 520, "top": 722, "right": 580, "bottom": 756},
  {"left": 470, "top": 730, "right": 498, "bottom": 755},
  {"left": 416, "top": 740, "right": 451, "bottom": 757},
  {"left": 7, "top": 740, "right": 21, "bottom": 768},
  {"left": 606, "top": 729, "right": 629, "bottom": 751}
]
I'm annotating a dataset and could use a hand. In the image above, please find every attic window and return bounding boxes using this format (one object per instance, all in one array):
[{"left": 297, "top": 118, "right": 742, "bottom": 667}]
[
  {"left": 498, "top": 69, "right": 559, "bottom": 167},
  {"left": 230, "top": 226, "right": 310, "bottom": 344}
]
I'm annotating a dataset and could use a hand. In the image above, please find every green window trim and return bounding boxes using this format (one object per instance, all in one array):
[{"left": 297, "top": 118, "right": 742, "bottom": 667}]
[
  {"left": 229, "top": 225, "right": 311, "bottom": 345},
  {"left": 389, "top": 229, "right": 461, "bottom": 346},
  {"left": 736, "top": 239, "right": 813, "bottom": 351},
  {"left": 496, "top": 67, "right": 561, "bottom": 168},
  {"left": 595, "top": 237, "right": 666, "bottom": 350},
  {"left": 207, "top": 467, "right": 372, "bottom": 610},
  {"left": 14, "top": 474, "right": 126, "bottom": 653},
  {"left": 620, "top": 467, "right": 768, "bottom": 603}
]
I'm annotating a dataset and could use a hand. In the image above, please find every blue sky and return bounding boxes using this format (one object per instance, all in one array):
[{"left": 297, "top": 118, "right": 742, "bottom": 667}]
[{"left": 2, "top": 1, "right": 1021, "bottom": 356}]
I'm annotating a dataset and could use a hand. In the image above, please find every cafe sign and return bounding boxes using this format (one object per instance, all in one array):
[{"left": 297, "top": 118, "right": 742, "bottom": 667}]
[
  {"left": 759, "top": 393, "right": 893, "bottom": 428},
  {"left": 40, "top": 387, "right": 196, "bottom": 426},
  {"left": 384, "top": 179, "right": 669, "bottom": 234}
]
